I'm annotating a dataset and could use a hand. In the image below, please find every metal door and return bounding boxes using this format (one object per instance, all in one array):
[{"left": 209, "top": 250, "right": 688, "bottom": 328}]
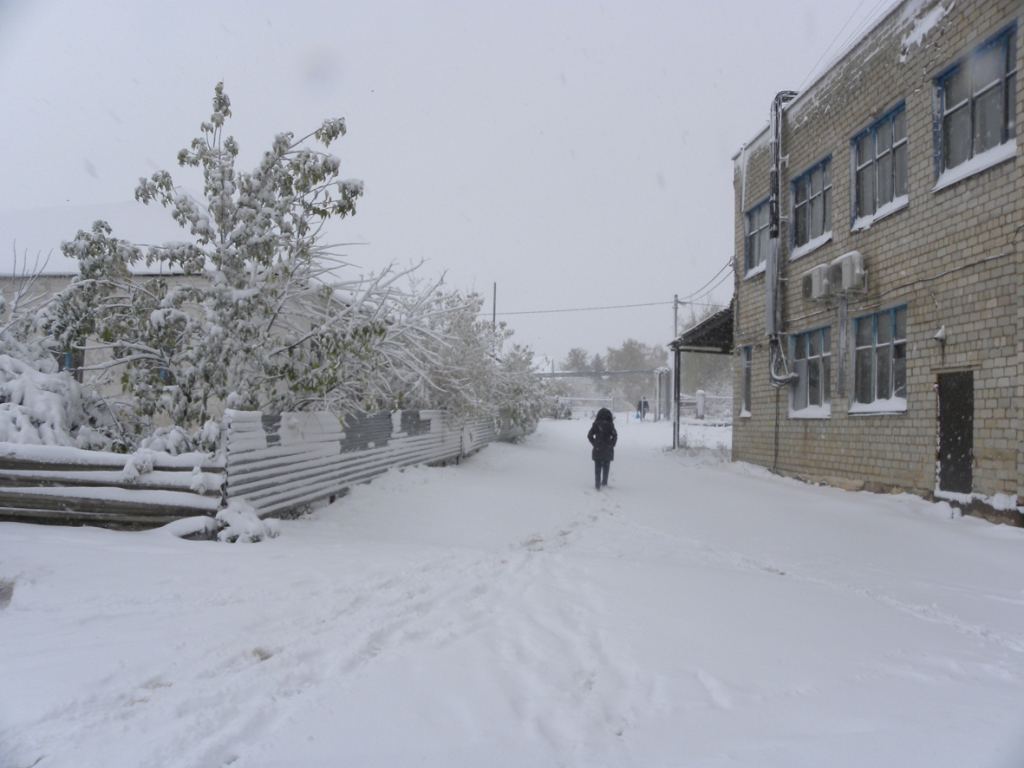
[{"left": 937, "top": 371, "right": 973, "bottom": 493}]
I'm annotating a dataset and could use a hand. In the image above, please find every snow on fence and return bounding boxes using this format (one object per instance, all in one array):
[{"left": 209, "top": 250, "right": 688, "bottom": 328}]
[
  {"left": 0, "top": 444, "right": 224, "bottom": 528},
  {"left": 222, "top": 409, "right": 507, "bottom": 518},
  {"left": 0, "top": 409, "right": 519, "bottom": 528},
  {"left": 678, "top": 391, "right": 732, "bottom": 423}
]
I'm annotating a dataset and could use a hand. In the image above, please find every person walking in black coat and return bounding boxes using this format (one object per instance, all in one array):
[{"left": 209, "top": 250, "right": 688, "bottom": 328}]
[{"left": 587, "top": 407, "right": 618, "bottom": 490}]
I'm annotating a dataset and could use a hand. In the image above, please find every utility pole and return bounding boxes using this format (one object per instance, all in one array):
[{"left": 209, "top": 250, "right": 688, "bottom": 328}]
[
  {"left": 672, "top": 295, "right": 681, "bottom": 448},
  {"left": 492, "top": 283, "right": 497, "bottom": 331}
]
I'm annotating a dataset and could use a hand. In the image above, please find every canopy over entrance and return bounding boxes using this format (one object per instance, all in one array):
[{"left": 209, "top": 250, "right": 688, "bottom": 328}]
[
  {"left": 670, "top": 300, "right": 734, "bottom": 354},
  {"left": 668, "top": 300, "right": 734, "bottom": 449}
]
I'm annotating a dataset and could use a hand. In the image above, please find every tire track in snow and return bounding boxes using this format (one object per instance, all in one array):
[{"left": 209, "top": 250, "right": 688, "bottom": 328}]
[
  {"left": 4, "top": 532, "right": 642, "bottom": 768},
  {"left": 590, "top": 514, "right": 1024, "bottom": 663},
  {"left": 3, "top": 552, "right": 515, "bottom": 767},
  {"left": 483, "top": 549, "right": 641, "bottom": 763}
]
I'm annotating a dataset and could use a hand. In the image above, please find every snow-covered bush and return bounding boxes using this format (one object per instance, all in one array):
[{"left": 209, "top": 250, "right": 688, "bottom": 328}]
[
  {"left": 216, "top": 500, "right": 280, "bottom": 543},
  {"left": 393, "top": 290, "right": 546, "bottom": 430},
  {"left": 0, "top": 272, "right": 117, "bottom": 448},
  {"left": 492, "top": 341, "right": 547, "bottom": 430}
]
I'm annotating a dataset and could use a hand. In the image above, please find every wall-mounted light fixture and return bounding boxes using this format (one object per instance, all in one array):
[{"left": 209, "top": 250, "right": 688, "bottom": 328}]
[{"left": 934, "top": 325, "right": 946, "bottom": 363}]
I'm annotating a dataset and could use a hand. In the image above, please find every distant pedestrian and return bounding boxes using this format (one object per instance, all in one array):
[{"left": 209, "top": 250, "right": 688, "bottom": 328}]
[
  {"left": 587, "top": 407, "right": 618, "bottom": 490},
  {"left": 641, "top": 397, "right": 649, "bottom": 420}
]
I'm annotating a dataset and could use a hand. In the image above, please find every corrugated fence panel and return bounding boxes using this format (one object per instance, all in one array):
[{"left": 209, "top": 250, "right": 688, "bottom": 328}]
[
  {"left": 0, "top": 448, "right": 224, "bottom": 528},
  {"left": 223, "top": 409, "right": 510, "bottom": 518},
  {"left": 0, "top": 409, "right": 528, "bottom": 528}
]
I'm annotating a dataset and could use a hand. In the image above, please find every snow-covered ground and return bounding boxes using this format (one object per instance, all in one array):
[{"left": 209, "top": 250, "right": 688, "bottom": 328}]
[{"left": 2, "top": 417, "right": 1023, "bottom": 767}]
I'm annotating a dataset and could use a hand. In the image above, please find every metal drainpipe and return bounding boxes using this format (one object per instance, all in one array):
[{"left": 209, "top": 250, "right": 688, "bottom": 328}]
[
  {"left": 672, "top": 345, "right": 681, "bottom": 449},
  {"left": 766, "top": 91, "right": 798, "bottom": 475},
  {"left": 766, "top": 90, "right": 799, "bottom": 389}
]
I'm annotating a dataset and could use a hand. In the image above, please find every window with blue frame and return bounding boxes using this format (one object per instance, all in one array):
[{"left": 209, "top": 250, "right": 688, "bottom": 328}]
[
  {"left": 852, "top": 105, "right": 907, "bottom": 223},
  {"left": 790, "top": 327, "right": 830, "bottom": 413},
  {"left": 154, "top": 342, "right": 178, "bottom": 385},
  {"left": 741, "top": 346, "right": 752, "bottom": 414},
  {"left": 55, "top": 347, "right": 85, "bottom": 384},
  {"left": 854, "top": 306, "right": 907, "bottom": 409},
  {"left": 936, "top": 26, "right": 1017, "bottom": 173},
  {"left": 744, "top": 199, "right": 770, "bottom": 274},
  {"left": 791, "top": 157, "right": 831, "bottom": 249}
]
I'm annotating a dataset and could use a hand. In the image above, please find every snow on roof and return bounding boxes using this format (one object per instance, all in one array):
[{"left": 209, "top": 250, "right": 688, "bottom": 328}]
[{"left": 734, "top": 0, "right": 911, "bottom": 161}]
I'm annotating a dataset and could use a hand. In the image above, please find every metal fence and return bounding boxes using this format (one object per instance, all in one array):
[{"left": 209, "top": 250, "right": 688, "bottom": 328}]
[
  {"left": 0, "top": 444, "right": 223, "bottom": 528},
  {"left": 677, "top": 391, "right": 732, "bottom": 424},
  {"left": 223, "top": 409, "right": 508, "bottom": 518},
  {"left": 0, "top": 409, "right": 518, "bottom": 528}
]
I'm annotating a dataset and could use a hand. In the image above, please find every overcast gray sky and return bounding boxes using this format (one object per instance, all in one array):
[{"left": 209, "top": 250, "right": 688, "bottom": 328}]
[{"left": 0, "top": 0, "right": 897, "bottom": 365}]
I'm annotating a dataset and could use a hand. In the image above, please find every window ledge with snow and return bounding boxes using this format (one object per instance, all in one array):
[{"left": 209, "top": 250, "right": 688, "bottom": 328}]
[
  {"left": 933, "top": 141, "right": 1017, "bottom": 193},
  {"left": 851, "top": 196, "right": 908, "bottom": 232},
  {"left": 744, "top": 263, "right": 766, "bottom": 280},
  {"left": 848, "top": 397, "right": 907, "bottom": 415},
  {"left": 790, "top": 232, "right": 832, "bottom": 261},
  {"left": 789, "top": 405, "right": 830, "bottom": 419}
]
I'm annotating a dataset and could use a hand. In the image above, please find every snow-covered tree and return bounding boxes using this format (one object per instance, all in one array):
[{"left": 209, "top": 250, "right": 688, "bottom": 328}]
[
  {"left": 45, "top": 84, "right": 449, "bottom": 440},
  {"left": 393, "top": 290, "right": 545, "bottom": 429},
  {"left": 561, "top": 347, "right": 590, "bottom": 372},
  {"left": 491, "top": 341, "right": 547, "bottom": 429},
  {"left": 41, "top": 83, "right": 546, "bottom": 447},
  {"left": 604, "top": 339, "right": 667, "bottom": 406}
]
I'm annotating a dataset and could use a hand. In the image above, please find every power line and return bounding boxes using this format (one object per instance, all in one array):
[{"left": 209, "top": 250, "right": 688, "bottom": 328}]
[
  {"left": 494, "top": 300, "right": 671, "bottom": 316},
  {"left": 799, "top": 0, "right": 870, "bottom": 90},
  {"left": 676, "top": 256, "right": 733, "bottom": 303},
  {"left": 480, "top": 298, "right": 726, "bottom": 318},
  {"left": 480, "top": 255, "right": 735, "bottom": 318},
  {"left": 799, "top": 0, "right": 895, "bottom": 91},
  {"left": 678, "top": 266, "right": 733, "bottom": 306}
]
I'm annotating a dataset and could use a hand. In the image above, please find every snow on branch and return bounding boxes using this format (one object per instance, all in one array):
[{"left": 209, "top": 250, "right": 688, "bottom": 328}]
[{"left": 37, "top": 83, "right": 547, "bottom": 449}]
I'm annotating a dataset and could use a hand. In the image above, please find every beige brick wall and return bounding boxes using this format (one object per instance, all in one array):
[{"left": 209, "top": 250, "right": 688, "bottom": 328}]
[{"left": 732, "top": 0, "right": 1023, "bottom": 502}]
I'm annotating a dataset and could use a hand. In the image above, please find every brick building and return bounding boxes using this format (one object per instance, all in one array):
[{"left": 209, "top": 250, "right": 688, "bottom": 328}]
[{"left": 732, "top": 0, "right": 1022, "bottom": 518}]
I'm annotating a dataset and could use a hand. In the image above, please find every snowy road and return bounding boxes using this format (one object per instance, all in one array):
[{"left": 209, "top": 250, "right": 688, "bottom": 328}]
[{"left": 2, "top": 418, "right": 1023, "bottom": 767}]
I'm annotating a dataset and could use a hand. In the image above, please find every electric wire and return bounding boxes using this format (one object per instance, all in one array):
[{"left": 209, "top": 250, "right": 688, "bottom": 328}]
[
  {"left": 483, "top": 255, "right": 735, "bottom": 318},
  {"left": 800, "top": 0, "right": 870, "bottom": 87},
  {"left": 490, "top": 299, "right": 719, "bottom": 318},
  {"left": 679, "top": 268, "right": 733, "bottom": 307},
  {"left": 798, "top": 0, "right": 896, "bottom": 92},
  {"left": 675, "top": 256, "right": 733, "bottom": 303}
]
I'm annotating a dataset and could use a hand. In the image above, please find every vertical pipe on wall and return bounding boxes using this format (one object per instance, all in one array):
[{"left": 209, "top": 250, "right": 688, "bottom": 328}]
[
  {"left": 766, "top": 90, "right": 800, "bottom": 390},
  {"left": 673, "top": 345, "right": 681, "bottom": 449}
]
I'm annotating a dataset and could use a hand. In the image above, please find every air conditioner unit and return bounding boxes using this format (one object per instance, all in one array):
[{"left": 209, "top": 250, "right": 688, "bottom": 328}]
[
  {"left": 801, "top": 264, "right": 831, "bottom": 301},
  {"left": 830, "top": 250, "right": 866, "bottom": 293}
]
